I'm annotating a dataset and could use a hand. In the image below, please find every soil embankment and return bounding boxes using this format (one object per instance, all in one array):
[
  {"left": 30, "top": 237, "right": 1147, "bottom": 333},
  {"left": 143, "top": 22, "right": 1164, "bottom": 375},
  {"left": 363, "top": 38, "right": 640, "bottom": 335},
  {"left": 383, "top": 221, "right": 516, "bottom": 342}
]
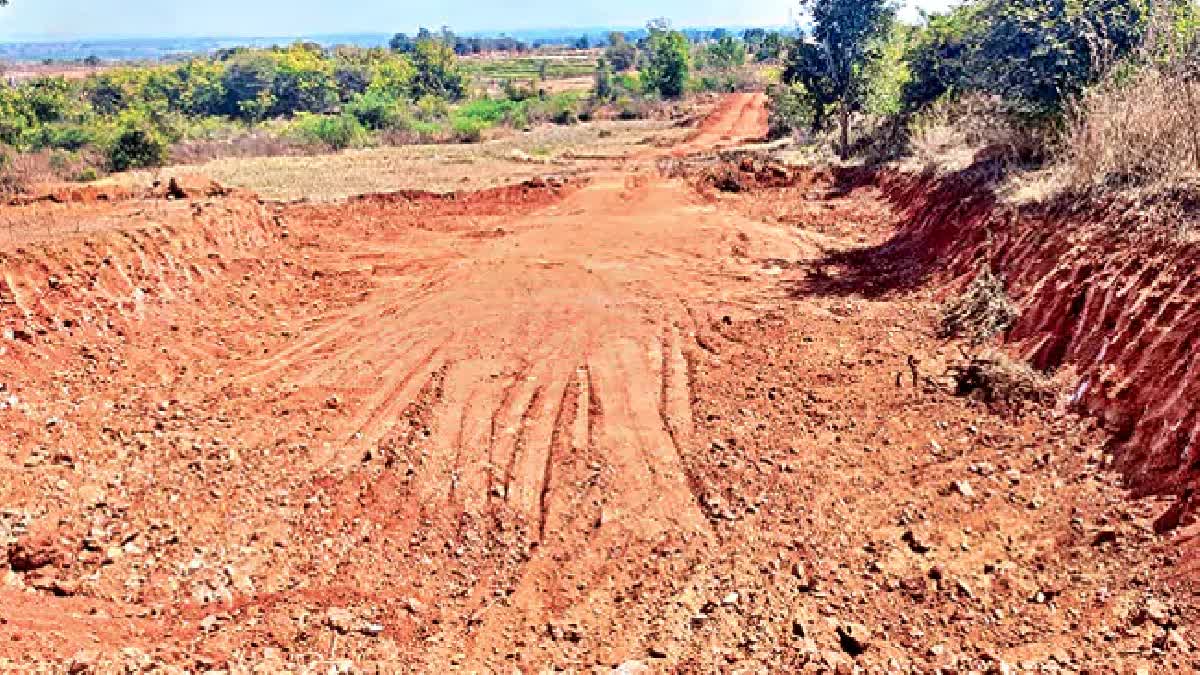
[{"left": 869, "top": 168, "right": 1200, "bottom": 525}]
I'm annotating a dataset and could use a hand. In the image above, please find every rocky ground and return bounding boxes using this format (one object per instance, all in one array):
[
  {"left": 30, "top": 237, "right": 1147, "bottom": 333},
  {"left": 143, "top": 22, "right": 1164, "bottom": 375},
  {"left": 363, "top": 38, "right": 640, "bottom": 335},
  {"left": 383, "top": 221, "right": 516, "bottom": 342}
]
[{"left": 0, "top": 95, "right": 1197, "bottom": 673}]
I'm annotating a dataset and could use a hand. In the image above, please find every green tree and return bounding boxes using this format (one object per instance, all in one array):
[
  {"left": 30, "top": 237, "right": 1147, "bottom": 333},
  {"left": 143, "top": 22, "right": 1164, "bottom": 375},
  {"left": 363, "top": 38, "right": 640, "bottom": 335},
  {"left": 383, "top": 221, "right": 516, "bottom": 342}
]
[
  {"left": 606, "top": 40, "right": 640, "bottom": 71},
  {"left": 107, "top": 124, "right": 168, "bottom": 171},
  {"left": 973, "top": 0, "right": 1150, "bottom": 109},
  {"left": 642, "top": 21, "right": 691, "bottom": 98},
  {"left": 222, "top": 52, "right": 278, "bottom": 120},
  {"left": 409, "top": 38, "right": 467, "bottom": 101},
  {"left": 901, "top": 4, "right": 985, "bottom": 111},
  {"left": 270, "top": 43, "right": 338, "bottom": 115},
  {"left": 389, "top": 33, "right": 416, "bottom": 53},
  {"left": 594, "top": 56, "right": 615, "bottom": 100},
  {"left": 705, "top": 36, "right": 747, "bottom": 70},
  {"left": 755, "top": 32, "right": 786, "bottom": 62},
  {"left": 784, "top": 0, "right": 897, "bottom": 159}
]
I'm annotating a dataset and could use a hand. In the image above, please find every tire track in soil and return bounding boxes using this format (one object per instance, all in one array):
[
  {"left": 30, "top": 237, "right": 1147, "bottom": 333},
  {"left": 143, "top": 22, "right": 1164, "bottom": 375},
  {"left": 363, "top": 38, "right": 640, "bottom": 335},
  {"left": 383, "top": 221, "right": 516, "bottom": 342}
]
[
  {"left": 0, "top": 93, "right": 795, "bottom": 669},
  {"left": 538, "top": 369, "right": 582, "bottom": 542}
]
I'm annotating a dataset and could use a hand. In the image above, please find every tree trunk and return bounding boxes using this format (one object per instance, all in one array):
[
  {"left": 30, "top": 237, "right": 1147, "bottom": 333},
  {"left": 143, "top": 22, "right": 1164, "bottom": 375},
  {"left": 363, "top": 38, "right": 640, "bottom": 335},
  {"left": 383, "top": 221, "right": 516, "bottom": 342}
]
[{"left": 839, "top": 105, "right": 851, "bottom": 161}]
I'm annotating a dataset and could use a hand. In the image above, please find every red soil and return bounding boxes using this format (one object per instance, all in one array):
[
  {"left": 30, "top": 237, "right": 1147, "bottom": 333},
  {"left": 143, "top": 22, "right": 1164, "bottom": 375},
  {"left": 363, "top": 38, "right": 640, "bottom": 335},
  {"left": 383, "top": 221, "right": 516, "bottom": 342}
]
[
  {"left": 0, "top": 95, "right": 1197, "bottom": 672},
  {"left": 862, "top": 169, "right": 1200, "bottom": 527}
]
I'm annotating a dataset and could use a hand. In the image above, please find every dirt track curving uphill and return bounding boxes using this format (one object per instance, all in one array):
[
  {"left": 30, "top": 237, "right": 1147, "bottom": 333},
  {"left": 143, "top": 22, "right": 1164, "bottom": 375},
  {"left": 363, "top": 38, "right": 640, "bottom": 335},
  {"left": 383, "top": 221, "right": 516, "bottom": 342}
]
[{"left": 1, "top": 94, "right": 1198, "bottom": 673}]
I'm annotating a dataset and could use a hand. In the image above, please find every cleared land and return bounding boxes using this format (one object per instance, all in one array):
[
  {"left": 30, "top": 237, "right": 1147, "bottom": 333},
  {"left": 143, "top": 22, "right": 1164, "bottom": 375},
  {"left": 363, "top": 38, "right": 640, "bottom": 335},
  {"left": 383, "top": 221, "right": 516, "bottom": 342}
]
[
  {"left": 115, "top": 117, "right": 696, "bottom": 200},
  {"left": 0, "top": 95, "right": 1197, "bottom": 673}
]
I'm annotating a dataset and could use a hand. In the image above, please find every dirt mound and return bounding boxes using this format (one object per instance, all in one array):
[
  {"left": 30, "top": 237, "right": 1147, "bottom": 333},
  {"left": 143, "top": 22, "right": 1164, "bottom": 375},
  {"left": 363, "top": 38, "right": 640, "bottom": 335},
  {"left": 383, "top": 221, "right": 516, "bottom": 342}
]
[
  {"left": 347, "top": 174, "right": 578, "bottom": 211},
  {"left": 7, "top": 183, "right": 138, "bottom": 206},
  {"left": 154, "top": 173, "right": 236, "bottom": 200},
  {"left": 8, "top": 174, "right": 243, "bottom": 206}
]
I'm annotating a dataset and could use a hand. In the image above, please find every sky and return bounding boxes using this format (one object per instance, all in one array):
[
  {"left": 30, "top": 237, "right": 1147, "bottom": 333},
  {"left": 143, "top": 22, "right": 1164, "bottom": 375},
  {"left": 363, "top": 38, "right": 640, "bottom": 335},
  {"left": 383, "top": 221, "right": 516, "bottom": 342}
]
[{"left": 0, "top": 0, "right": 959, "bottom": 40}]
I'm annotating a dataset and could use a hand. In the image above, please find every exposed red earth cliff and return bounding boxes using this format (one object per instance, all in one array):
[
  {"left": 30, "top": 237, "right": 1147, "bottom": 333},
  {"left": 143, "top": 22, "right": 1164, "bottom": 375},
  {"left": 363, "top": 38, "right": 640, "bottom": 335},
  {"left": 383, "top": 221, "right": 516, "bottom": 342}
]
[{"left": 869, "top": 168, "right": 1200, "bottom": 531}]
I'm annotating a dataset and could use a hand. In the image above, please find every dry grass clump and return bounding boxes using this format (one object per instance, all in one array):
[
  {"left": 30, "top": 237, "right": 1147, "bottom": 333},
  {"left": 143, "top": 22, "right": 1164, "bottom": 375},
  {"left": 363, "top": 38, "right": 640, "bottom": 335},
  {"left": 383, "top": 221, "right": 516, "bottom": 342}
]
[
  {"left": 169, "top": 132, "right": 320, "bottom": 165},
  {"left": 0, "top": 148, "right": 105, "bottom": 194},
  {"left": 1061, "top": 62, "right": 1200, "bottom": 190},
  {"left": 908, "top": 93, "right": 1048, "bottom": 173},
  {"left": 938, "top": 266, "right": 1019, "bottom": 344},
  {"left": 950, "top": 349, "right": 1056, "bottom": 409}
]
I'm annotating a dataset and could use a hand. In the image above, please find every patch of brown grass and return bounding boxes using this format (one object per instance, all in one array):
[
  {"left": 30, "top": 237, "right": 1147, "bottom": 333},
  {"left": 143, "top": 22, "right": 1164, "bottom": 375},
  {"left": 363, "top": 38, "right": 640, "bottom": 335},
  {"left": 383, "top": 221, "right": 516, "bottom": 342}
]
[
  {"left": 115, "top": 119, "right": 689, "bottom": 201},
  {"left": 169, "top": 132, "right": 321, "bottom": 165},
  {"left": 938, "top": 266, "right": 1019, "bottom": 345},
  {"left": 0, "top": 149, "right": 105, "bottom": 194},
  {"left": 950, "top": 349, "right": 1057, "bottom": 410},
  {"left": 906, "top": 94, "right": 1047, "bottom": 174},
  {"left": 1060, "top": 63, "right": 1200, "bottom": 191}
]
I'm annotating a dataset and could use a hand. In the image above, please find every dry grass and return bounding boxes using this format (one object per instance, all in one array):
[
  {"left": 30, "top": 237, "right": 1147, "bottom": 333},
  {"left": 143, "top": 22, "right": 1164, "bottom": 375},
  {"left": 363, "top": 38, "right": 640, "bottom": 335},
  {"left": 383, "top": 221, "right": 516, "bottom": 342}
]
[
  {"left": 906, "top": 94, "right": 1047, "bottom": 174},
  {"left": 950, "top": 349, "right": 1056, "bottom": 410},
  {"left": 1060, "top": 64, "right": 1200, "bottom": 190},
  {"left": 169, "top": 131, "right": 320, "bottom": 165},
  {"left": 112, "top": 119, "right": 689, "bottom": 201},
  {"left": 0, "top": 149, "right": 104, "bottom": 195},
  {"left": 938, "top": 266, "right": 1019, "bottom": 344}
]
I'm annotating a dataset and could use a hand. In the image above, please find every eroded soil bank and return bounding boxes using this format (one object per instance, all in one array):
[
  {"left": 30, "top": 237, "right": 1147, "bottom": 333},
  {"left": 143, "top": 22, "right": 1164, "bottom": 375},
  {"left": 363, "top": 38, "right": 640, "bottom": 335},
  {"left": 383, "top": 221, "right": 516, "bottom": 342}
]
[{"left": 872, "top": 167, "right": 1200, "bottom": 527}]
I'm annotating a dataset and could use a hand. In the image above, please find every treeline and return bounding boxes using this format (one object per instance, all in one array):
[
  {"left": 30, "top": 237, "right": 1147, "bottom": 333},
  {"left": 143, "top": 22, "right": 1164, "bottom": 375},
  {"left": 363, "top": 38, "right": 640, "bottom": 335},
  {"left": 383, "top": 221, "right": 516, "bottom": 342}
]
[
  {"left": 771, "top": 0, "right": 1200, "bottom": 184},
  {"left": 388, "top": 26, "right": 792, "bottom": 56},
  {"left": 0, "top": 39, "right": 490, "bottom": 177}
]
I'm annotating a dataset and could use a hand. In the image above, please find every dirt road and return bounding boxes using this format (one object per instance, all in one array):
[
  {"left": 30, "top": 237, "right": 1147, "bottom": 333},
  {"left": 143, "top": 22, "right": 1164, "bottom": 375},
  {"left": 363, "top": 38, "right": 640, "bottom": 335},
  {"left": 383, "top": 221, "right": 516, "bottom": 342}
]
[{"left": 1, "top": 94, "right": 1196, "bottom": 672}]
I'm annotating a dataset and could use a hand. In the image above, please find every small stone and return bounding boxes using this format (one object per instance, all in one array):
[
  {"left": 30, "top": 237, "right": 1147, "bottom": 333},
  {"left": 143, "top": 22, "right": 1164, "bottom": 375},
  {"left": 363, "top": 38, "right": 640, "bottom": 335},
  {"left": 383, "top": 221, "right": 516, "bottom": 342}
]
[
  {"left": 793, "top": 561, "right": 814, "bottom": 590},
  {"left": 837, "top": 622, "right": 870, "bottom": 657},
  {"left": 902, "top": 530, "right": 932, "bottom": 554},
  {"left": 1139, "top": 598, "right": 1170, "bottom": 626},
  {"left": 953, "top": 480, "right": 975, "bottom": 499},
  {"left": 326, "top": 607, "right": 355, "bottom": 633}
]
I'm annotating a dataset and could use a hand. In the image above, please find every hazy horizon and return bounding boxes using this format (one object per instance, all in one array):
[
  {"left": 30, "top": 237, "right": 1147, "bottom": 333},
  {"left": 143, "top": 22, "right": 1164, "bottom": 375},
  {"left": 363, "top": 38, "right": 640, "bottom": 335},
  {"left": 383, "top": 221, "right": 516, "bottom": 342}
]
[{"left": 0, "top": 1, "right": 956, "bottom": 42}]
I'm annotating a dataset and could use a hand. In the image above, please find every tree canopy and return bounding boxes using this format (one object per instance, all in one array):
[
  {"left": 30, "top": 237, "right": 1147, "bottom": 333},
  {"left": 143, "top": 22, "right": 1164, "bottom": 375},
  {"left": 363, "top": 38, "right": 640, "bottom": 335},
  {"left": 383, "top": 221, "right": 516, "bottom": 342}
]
[{"left": 783, "top": 0, "right": 897, "bottom": 157}]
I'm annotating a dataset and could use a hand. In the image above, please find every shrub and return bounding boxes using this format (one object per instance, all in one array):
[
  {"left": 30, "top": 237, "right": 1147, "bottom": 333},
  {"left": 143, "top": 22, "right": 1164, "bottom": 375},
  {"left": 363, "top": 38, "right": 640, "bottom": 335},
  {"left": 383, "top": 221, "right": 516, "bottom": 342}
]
[
  {"left": 908, "top": 93, "right": 1048, "bottom": 168},
  {"left": 450, "top": 116, "right": 487, "bottom": 142},
  {"left": 410, "top": 39, "right": 468, "bottom": 101},
  {"left": 345, "top": 91, "right": 411, "bottom": 130},
  {"left": 33, "top": 123, "right": 96, "bottom": 151},
  {"left": 938, "top": 266, "right": 1018, "bottom": 344},
  {"left": 453, "top": 97, "right": 521, "bottom": 125},
  {"left": 415, "top": 95, "right": 450, "bottom": 122},
  {"left": 950, "top": 350, "right": 1055, "bottom": 409},
  {"left": 107, "top": 124, "right": 168, "bottom": 172},
  {"left": 1060, "top": 54, "right": 1200, "bottom": 189},
  {"left": 594, "top": 57, "right": 615, "bottom": 101},
  {"left": 642, "top": 24, "right": 691, "bottom": 99},
  {"left": 292, "top": 113, "right": 369, "bottom": 150},
  {"left": 768, "top": 83, "right": 817, "bottom": 139}
]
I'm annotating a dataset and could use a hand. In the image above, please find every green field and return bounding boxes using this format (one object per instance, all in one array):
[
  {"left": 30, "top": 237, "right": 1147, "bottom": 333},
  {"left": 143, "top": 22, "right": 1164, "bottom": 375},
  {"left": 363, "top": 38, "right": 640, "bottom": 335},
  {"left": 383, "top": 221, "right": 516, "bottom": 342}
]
[{"left": 464, "top": 56, "right": 599, "bottom": 80}]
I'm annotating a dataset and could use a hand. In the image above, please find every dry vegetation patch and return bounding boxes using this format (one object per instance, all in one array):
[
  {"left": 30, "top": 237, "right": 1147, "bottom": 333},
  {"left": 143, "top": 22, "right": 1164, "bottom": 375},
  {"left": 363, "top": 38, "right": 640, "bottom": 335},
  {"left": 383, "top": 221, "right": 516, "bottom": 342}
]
[
  {"left": 938, "top": 266, "right": 1018, "bottom": 344},
  {"left": 950, "top": 349, "right": 1057, "bottom": 409},
  {"left": 113, "top": 119, "right": 689, "bottom": 200},
  {"left": 1061, "top": 63, "right": 1200, "bottom": 190}
]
